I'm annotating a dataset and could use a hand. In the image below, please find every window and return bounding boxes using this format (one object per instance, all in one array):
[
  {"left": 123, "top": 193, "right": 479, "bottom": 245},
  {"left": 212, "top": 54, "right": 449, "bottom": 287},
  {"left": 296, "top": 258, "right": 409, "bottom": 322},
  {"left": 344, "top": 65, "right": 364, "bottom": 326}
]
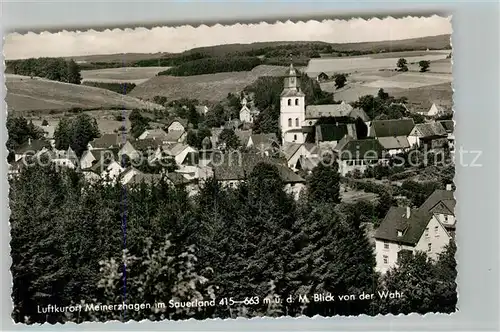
[
  {"left": 427, "top": 243, "right": 432, "bottom": 252},
  {"left": 444, "top": 215, "right": 449, "bottom": 222},
  {"left": 295, "top": 118, "right": 299, "bottom": 127},
  {"left": 288, "top": 118, "right": 292, "bottom": 127},
  {"left": 293, "top": 134, "right": 297, "bottom": 141},
  {"left": 425, "top": 228, "right": 429, "bottom": 237},
  {"left": 383, "top": 242, "right": 389, "bottom": 250},
  {"left": 347, "top": 160, "right": 354, "bottom": 166},
  {"left": 295, "top": 98, "right": 299, "bottom": 106},
  {"left": 434, "top": 226, "right": 439, "bottom": 235},
  {"left": 383, "top": 255, "right": 388, "bottom": 264},
  {"left": 288, "top": 99, "right": 292, "bottom": 106}
]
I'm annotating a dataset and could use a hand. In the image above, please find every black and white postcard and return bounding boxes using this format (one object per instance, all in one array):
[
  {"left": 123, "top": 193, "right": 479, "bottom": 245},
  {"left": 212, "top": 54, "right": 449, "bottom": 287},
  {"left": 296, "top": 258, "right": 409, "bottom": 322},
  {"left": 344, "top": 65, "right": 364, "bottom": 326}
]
[{"left": 4, "top": 15, "right": 456, "bottom": 324}]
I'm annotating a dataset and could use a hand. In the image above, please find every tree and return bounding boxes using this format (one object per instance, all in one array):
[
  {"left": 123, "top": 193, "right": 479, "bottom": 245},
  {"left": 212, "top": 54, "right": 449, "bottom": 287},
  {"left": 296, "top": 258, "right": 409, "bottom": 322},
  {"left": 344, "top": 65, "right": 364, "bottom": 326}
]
[
  {"left": 54, "top": 118, "right": 72, "bottom": 150},
  {"left": 66, "top": 60, "right": 82, "bottom": 84},
  {"left": 307, "top": 158, "right": 341, "bottom": 205},
  {"left": 6, "top": 116, "right": 44, "bottom": 150},
  {"left": 334, "top": 73, "right": 347, "bottom": 89},
  {"left": 397, "top": 58, "right": 408, "bottom": 72},
  {"left": 218, "top": 128, "right": 240, "bottom": 150},
  {"left": 129, "top": 110, "right": 149, "bottom": 138},
  {"left": 419, "top": 60, "right": 430, "bottom": 72},
  {"left": 53, "top": 114, "right": 100, "bottom": 156},
  {"left": 41, "top": 119, "right": 49, "bottom": 126}
]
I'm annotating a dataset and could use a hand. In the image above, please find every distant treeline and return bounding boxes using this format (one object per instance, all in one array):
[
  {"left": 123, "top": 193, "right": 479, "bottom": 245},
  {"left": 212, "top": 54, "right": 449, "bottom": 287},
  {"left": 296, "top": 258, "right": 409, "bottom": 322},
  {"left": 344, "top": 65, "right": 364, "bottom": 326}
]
[
  {"left": 82, "top": 81, "right": 137, "bottom": 94},
  {"left": 158, "top": 56, "right": 263, "bottom": 76},
  {"left": 6, "top": 57, "right": 82, "bottom": 84}
]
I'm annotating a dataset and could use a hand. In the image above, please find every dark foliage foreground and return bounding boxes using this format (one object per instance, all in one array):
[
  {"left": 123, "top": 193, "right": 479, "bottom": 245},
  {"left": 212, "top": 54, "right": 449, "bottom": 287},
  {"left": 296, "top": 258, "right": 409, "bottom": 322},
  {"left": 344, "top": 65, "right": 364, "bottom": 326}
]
[{"left": 9, "top": 162, "right": 456, "bottom": 324}]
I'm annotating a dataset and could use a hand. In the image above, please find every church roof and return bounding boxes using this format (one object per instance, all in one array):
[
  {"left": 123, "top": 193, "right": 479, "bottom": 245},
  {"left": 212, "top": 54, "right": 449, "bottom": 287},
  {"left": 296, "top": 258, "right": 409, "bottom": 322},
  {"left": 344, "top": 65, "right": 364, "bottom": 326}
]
[{"left": 281, "top": 89, "right": 305, "bottom": 97}]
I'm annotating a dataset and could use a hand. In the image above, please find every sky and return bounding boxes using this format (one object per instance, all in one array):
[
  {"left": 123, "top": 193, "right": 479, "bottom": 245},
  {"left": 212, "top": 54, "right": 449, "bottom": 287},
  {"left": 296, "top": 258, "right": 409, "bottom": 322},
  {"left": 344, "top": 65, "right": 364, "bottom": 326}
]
[{"left": 4, "top": 15, "right": 452, "bottom": 60}]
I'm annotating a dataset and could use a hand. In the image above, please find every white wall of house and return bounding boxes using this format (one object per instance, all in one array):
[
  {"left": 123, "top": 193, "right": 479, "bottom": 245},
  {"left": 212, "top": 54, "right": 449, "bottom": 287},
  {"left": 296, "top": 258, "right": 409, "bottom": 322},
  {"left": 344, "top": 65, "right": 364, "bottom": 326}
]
[
  {"left": 240, "top": 107, "right": 253, "bottom": 123},
  {"left": 138, "top": 130, "right": 151, "bottom": 140},
  {"left": 121, "top": 168, "right": 142, "bottom": 185},
  {"left": 375, "top": 240, "right": 414, "bottom": 274},
  {"left": 284, "top": 183, "right": 305, "bottom": 200},
  {"left": 119, "top": 141, "right": 140, "bottom": 160},
  {"left": 432, "top": 213, "right": 456, "bottom": 229},
  {"left": 52, "top": 158, "right": 76, "bottom": 169},
  {"left": 339, "top": 159, "right": 379, "bottom": 176},
  {"left": 385, "top": 148, "right": 407, "bottom": 156},
  {"left": 167, "top": 122, "right": 185, "bottom": 133},
  {"left": 174, "top": 146, "right": 196, "bottom": 165},
  {"left": 427, "top": 103, "right": 440, "bottom": 117},
  {"left": 80, "top": 151, "right": 96, "bottom": 169},
  {"left": 101, "top": 162, "right": 124, "bottom": 181},
  {"left": 414, "top": 216, "right": 451, "bottom": 261}
]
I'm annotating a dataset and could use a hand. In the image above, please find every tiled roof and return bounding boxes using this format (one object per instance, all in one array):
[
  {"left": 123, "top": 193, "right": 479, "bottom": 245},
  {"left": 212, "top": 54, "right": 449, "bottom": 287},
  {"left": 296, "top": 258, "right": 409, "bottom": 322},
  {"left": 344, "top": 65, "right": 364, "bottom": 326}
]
[
  {"left": 163, "top": 143, "right": 188, "bottom": 156},
  {"left": 316, "top": 124, "right": 349, "bottom": 142},
  {"left": 211, "top": 153, "right": 302, "bottom": 183},
  {"left": 16, "top": 139, "right": 51, "bottom": 154},
  {"left": 414, "top": 122, "right": 447, "bottom": 138},
  {"left": 374, "top": 207, "right": 432, "bottom": 245},
  {"left": 164, "top": 130, "right": 185, "bottom": 142},
  {"left": 282, "top": 142, "right": 302, "bottom": 160},
  {"left": 166, "top": 117, "right": 188, "bottom": 129},
  {"left": 370, "top": 119, "right": 415, "bottom": 138},
  {"left": 88, "top": 148, "right": 120, "bottom": 163},
  {"left": 377, "top": 136, "right": 410, "bottom": 150},
  {"left": 438, "top": 120, "right": 454, "bottom": 133},
  {"left": 131, "top": 138, "right": 162, "bottom": 151},
  {"left": 248, "top": 133, "right": 278, "bottom": 149},
  {"left": 90, "top": 134, "right": 122, "bottom": 149},
  {"left": 337, "top": 138, "right": 385, "bottom": 160},
  {"left": 305, "top": 103, "right": 354, "bottom": 119},
  {"left": 142, "top": 128, "right": 168, "bottom": 140},
  {"left": 127, "top": 173, "right": 163, "bottom": 185},
  {"left": 166, "top": 172, "right": 191, "bottom": 185},
  {"left": 419, "top": 189, "right": 456, "bottom": 215}
]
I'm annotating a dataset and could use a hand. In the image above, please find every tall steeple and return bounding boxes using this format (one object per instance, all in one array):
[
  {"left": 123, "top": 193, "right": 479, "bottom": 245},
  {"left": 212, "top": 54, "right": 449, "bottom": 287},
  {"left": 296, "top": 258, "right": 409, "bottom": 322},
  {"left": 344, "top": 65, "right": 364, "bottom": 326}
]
[{"left": 284, "top": 55, "right": 298, "bottom": 91}]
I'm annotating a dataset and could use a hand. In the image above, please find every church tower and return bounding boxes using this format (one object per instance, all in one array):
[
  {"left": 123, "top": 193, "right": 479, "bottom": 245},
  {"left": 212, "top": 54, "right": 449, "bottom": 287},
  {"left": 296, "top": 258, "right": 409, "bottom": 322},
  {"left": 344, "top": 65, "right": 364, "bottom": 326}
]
[{"left": 280, "top": 63, "right": 306, "bottom": 144}]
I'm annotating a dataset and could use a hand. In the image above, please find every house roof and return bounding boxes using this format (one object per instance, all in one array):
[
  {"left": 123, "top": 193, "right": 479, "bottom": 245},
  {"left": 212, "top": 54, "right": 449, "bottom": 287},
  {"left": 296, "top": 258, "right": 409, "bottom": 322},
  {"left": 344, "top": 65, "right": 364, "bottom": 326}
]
[
  {"left": 164, "top": 130, "right": 185, "bottom": 142},
  {"left": 195, "top": 105, "right": 207, "bottom": 114},
  {"left": 167, "top": 117, "right": 188, "bottom": 129},
  {"left": 297, "top": 155, "right": 321, "bottom": 171},
  {"left": 127, "top": 173, "right": 163, "bottom": 185},
  {"left": 377, "top": 136, "right": 410, "bottom": 150},
  {"left": 420, "top": 189, "right": 456, "bottom": 215},
  {"left": 15, "top": 139, "right": 51, "bottom": 154},
  {"left": 282, "top": 142, "right": 302, "bottom": 160},
  {"left": 211, "top": 153, "right": 302, "bottom": 183},
  {"left": 414, "top": 122, "right": 447, "bottom": 138},
  {"left": 306, "top": 103, "right": 353, "bottom": 119},
  {"left": 438, "top": 120, "right": 454, "bottom": 133},
  {"left": 348, "top": 107, "right": 370, "bottom": 122},
  {"left": 333, "top": 135, "right": 354, "bottom": 152},
  {"left": 163, "top": 143, "right": 189, "bottom": 156},
  {"left": 281, "top": 89, "right": 306, "bottom": 98},
  {"left": 370, "top": 119, "right": 415, "bottom": 138},
  {"left": 131, "top": 138, "right": 162, "bottom": 151},
  {"left": 337, "top": 138, "right": 385, "bottom": 160},
  {"left": 87, "top": 148, "right": 120, "bottom": 164},
  {"left": 248, "top": 133, "right": 278, "bottom": 149},
  {"left": 374, "top": 207, "right": 433, "bottom": 245},
  {"left": 166, "top": 172, "right": 191, "bottom": 185},
  {"left": 90, "top": 134, "right": 122, "bottom": 149},
  {"left": 316, "top": 124, "right": 349, "bottom": 142},
  {"left": 142, "top": 128, "right": 168, "bottom": 140}
]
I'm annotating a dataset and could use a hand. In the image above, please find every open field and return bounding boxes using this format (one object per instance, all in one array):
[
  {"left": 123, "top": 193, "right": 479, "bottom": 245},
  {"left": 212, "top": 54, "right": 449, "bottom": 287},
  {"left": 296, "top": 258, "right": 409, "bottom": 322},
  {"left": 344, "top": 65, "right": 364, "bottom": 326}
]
[
  {"left": 68, "top": 53, "right": 171, "bottom": 64},
  {"left": 320, "top": 58, "right": 452, "bottom": 104},
  {"left": 129, "top": 65, "right": 289, "bottom": 103},
  {"left": 340, "top": 185, "right": 379, "bottom": 204},
  {"left": 81, "top": 66, "right": 171, "bottom": 84},
  {"left": 391, "top": 82, "right": 453, "bottom": 113},
  {"left": 306, "top": 51, "right": 449, "bottom": 77},
  {"left": 5, "top": 74, "right": 164, "bottom": 114},
  {"left": 29, "top": 110, "right": 133, "bottom": 135}
]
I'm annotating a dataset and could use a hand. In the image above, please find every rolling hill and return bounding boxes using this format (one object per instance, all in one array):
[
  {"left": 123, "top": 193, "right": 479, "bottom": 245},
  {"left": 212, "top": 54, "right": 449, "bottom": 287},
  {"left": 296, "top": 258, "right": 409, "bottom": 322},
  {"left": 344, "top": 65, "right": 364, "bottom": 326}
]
[
  {"left": 128, "top": 65, "right": 290, "bottom": 103},
  {"left": 5, "top": 74, "right": 164, "bottom": 114}
]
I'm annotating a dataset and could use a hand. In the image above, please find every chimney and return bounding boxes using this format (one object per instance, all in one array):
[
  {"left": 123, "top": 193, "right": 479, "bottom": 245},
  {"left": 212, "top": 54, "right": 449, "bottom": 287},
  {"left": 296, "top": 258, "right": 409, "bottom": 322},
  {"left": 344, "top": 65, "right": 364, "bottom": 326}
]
[
  {"left": 406, "top": 206, "right": 411, "bottom": 219},
  {"left": 446, "top": 184, "right": 453, "bottom": 191}
]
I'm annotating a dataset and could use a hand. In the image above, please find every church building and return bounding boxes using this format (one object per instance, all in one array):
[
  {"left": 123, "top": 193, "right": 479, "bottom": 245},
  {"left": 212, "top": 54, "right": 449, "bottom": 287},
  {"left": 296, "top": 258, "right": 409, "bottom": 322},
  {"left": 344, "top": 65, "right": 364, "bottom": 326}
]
[{"left": 280, "top": 63, "right": 306, "bottom": 144}]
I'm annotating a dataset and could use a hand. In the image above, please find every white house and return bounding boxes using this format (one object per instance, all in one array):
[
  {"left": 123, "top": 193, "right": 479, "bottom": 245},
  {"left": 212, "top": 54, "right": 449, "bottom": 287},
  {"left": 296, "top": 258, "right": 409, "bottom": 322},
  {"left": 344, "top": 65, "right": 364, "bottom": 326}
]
[
  {"left": 138, "top": 128, "right": 169, "bottom": 141},
  {"left": 80, "top": 148, "right": 119, "bottom": 170},
  {"left": 195, "top": 105, "right": 209, "bottom": 115},
  {"left": 418, "top": 102, "right": 451, "bottom": 118},
  {"left": 87, "top": 134, "right": 121, "bottom": 150},
  {"left": 163, "top": 143, "right": 197, "bottom": 165},
  {"left": 282, "top": 142, "right": 319, "bottom": 171},
  {"left": 368, "top": 119, "right": 414, "bottom": 155},
  {"left": 120, "top": 166, "right": 143, "bottom": 185},
  {"left": 166, "top": 118, "right": 188, "bottom": 133},
  {"left": 239, "top": 98, "right": 260, "bottom": 123},
  {"left": 48, "top": 147, "right": 78, "bottom": 169},
  {"left": 420, "top": 185, "right": 456, "bottom": 236},
  {"left": 408, "top": 122, "right": 448, "bottom": 149},
  {"left": 118, "top": 141, "right": 142, "bottom": 161},
  {"left": 374, "top": 206, "right": 452, "bottom": 274}
]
